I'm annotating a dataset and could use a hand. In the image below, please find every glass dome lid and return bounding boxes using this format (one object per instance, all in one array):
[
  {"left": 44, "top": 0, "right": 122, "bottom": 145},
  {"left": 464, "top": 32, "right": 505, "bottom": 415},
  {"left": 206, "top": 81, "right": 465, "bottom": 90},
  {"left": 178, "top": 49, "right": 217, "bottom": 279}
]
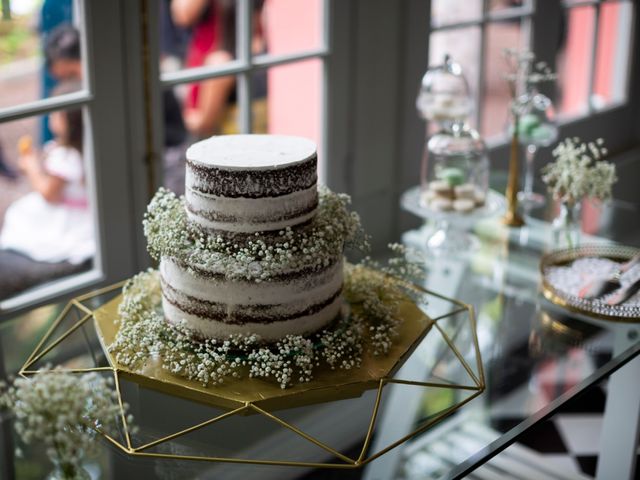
[
  {"left": 416, "top": 54, "right": 473, "bottom": 126},
  {"left": 427, "top": 123, "right": 486, "bottom": 158}
]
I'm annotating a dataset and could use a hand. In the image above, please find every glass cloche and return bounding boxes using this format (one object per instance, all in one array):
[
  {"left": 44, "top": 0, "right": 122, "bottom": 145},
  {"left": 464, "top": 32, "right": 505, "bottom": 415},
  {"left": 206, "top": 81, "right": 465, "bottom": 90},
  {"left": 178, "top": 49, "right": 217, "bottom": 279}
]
[
  {"left": 420, "top": 123, "right": 489, "bottom": 215},
  {"left": 416, "top": 54, "right": 473, "bottom": 129}
]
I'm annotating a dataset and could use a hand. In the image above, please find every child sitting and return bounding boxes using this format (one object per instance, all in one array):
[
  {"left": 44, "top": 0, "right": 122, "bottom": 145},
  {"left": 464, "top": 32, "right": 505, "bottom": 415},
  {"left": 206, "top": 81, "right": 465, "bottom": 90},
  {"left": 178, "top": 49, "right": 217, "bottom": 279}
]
[{"left": 0, "top": 83, "right": 94, "bottom": 300}]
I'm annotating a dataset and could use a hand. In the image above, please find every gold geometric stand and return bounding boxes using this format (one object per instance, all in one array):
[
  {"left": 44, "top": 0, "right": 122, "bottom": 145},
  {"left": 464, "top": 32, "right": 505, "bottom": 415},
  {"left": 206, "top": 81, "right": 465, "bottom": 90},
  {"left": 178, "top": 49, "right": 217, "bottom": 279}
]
[{"left": 20, "top": 279, "right": 484, "bottom": 469}]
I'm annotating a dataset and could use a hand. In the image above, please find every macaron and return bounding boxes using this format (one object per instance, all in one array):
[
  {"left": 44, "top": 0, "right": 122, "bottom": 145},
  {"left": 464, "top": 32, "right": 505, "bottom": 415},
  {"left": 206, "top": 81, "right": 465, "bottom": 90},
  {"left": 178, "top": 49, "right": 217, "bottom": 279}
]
[
  {"left": 438, "top": 167, "right": 465, "bottom": 187},
  {"left": 430, "top": 197, "right": 453, "bottom": 212},
  {"left": 429, "top": 180, "right": 454, "bottom": 199},
  {"left": 454, "top": 183, "right": 476, "bottom": 200},
  {"left": 453, "top": 198, "right": 475, "bottom": 213}
]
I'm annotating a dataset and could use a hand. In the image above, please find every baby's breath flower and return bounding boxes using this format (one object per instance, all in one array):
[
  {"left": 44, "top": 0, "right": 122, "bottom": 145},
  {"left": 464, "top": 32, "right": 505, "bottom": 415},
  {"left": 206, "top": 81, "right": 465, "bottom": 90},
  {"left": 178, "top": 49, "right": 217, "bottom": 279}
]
[
  {"left": 542, "top": 137, "right": 617, "bottom": 205},
  {"left": 143, "top": 187, "right": 367, "bottom": 284},
  {"left": 0, "top": 369, "right": 130, "bottom": 469}
]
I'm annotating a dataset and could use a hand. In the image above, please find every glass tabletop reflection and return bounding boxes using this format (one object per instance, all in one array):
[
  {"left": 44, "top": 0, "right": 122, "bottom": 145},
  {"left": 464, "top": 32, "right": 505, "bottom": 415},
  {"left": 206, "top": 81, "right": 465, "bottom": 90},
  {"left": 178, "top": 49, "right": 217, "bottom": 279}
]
[{"left": 0, "top": 198, "right": 639, "bottom": 480}]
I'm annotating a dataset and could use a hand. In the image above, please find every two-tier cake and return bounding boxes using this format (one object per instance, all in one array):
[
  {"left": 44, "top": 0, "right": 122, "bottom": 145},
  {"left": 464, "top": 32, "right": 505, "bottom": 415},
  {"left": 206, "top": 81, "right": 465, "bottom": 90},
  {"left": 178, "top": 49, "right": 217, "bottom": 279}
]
[{"left": 157, "top": 135, "right": 345, "bottom": 342}]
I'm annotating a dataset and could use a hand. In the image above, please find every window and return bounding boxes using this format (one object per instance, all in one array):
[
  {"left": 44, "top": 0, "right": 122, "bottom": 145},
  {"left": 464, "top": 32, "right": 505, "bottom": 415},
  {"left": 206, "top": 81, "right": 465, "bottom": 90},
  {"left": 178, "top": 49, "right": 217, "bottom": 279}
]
[
  {"left": 429, "top": 0, "right": 533, "bottom": 138},
  {"left": 0, "top": 1, "right": 137, "bottom": 316},
  {"left": 556, "top": 0, "right": 634, "bottom": 117},
  {"left": 157, "top": 0, "right": 329, "bottom": 192},
  {"left": 427, "top": 0, "right": 635, "bottom": 140}
]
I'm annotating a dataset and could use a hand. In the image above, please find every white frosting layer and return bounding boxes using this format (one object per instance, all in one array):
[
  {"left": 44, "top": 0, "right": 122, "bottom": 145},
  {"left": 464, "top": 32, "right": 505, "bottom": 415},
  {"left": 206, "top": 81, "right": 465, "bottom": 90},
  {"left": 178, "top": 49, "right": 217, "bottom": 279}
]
[
  {"left": 186, "top": 207, "right": 317, "bottom": 233},
  {"left": 162, "top": 294, "right": 343, "bottom": 341},
  {"left": 185, "top": 183, "right": 318, "bottom": 233},
  {"left": 187, "top": 134, "right": 316, "bottom": 170},
  {"left": 160, "top": 256, "right": 344, "bottom": 341},
  {"left": 160, "top": 257, "right": 342, "bottom": 307}
]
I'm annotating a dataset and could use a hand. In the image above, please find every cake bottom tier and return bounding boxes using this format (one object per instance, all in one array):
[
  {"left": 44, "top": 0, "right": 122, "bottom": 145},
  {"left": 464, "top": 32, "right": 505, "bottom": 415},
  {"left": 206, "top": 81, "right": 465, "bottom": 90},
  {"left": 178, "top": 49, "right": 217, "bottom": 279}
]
[{"left": 159, "top": 256, "right": 344, "bottom": 341}]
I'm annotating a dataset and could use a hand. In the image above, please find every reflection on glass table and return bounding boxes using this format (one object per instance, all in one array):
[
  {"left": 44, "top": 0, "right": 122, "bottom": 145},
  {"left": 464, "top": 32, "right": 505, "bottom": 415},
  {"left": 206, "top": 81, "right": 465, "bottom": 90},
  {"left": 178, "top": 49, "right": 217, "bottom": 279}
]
[
  {"left": 1, "top": 202, "right": 639, "bottom": 480},
  {"left": 380, "top": 205, "right": 640, "bottom": 479}
]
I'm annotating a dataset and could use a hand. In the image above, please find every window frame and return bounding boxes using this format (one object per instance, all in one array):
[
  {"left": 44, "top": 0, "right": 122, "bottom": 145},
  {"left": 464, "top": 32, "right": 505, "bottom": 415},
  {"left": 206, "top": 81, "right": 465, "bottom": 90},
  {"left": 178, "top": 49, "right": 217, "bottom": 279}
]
[
  {"left": 0, "top": 0, "right": 139, "bottom": 319},
  {"left": 153, "top": 0, "right": 332, "bottom": 171}
]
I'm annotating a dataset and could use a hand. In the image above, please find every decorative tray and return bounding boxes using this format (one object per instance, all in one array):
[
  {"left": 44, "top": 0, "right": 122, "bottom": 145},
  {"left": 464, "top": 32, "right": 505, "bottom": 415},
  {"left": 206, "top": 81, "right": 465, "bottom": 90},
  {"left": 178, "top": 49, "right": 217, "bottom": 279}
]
[{"left": 540, "top": 245, "right": 640, "bottom": 322}]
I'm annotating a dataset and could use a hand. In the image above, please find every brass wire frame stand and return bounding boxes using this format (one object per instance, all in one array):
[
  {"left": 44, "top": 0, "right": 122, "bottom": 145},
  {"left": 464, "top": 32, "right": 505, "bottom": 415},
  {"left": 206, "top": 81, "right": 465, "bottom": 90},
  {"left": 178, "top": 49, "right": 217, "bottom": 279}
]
[{"left": 19, "top": 280, "right": 485, "bottom": 469}]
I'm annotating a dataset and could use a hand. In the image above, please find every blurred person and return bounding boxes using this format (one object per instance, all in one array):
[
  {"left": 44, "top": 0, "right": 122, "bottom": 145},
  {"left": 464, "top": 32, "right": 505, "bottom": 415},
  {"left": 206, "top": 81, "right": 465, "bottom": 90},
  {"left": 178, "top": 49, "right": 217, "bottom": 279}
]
[
  {"left": 44, "top": 24, "right": 82, "bottom": 81},
  {"left": 44, "top": 22, "right": 190, "bottom": 196},
  {"left": 39, "top": 0, "right": 74, "bottom": 144},
  {"left": 160, "top": 0, "right": 191, "bottom": 194},
  {"left": 171, "top": 0, "right": 267, "bottom": 137},
  {"left": 0, "top": 83, "right": 93, "bottom": 300}
]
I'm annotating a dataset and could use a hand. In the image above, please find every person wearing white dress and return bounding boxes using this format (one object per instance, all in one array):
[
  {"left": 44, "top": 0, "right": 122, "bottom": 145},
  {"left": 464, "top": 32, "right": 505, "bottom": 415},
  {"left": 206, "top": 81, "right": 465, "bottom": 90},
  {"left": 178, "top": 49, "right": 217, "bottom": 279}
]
[{"left": 0, "top": 88, "right": 94, "bottom": 300}]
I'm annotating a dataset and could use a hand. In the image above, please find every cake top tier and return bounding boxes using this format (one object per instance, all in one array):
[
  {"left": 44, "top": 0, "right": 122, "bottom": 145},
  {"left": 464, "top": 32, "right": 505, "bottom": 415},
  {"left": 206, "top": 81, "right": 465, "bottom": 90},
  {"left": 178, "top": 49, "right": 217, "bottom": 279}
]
[{"left": 186, "top": 134, "right": 316, "bottom": 171}]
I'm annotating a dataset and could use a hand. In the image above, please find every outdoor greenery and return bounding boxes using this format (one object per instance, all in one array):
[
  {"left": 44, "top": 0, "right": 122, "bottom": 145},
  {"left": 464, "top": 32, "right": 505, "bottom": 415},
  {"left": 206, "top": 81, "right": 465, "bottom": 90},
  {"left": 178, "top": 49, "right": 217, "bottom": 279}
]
[{"left": 0, "top": 11, "right": 40, "bottom": 66}]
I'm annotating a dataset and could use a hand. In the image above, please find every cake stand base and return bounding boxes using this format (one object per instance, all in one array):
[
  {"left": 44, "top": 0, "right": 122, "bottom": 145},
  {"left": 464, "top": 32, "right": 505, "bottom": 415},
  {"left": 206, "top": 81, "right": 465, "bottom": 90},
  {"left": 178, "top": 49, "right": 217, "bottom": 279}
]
[{"left": 18, "top": 275, "right": 484, "bottom": 469}]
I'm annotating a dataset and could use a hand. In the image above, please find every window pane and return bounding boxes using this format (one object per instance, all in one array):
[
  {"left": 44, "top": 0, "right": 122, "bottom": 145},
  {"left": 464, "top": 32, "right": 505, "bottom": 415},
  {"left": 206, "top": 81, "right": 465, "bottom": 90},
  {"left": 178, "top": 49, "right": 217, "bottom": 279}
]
[
  {"left": 0, "top": 110, "right": 96, "bottom": 301},
  {"left": 556, "top": 5, "right": 595, "bottom": 117},
  {"left": 428, "top": 27, "right": 481, "bottom": 128},
  {"left": 481, "top": 19, "right": 527, "bottom": 138},
  {"left": 159, "top": 0, "right": 237, "bottom": 75},
  {"left": 259, "top": 0, "right": 323, "bottom": 57},
  {"left": 592, "top": 1, "right": 633, "bottom": 109},
  {"left": 431, "top": 0, "right": 482, "bottom": 27},
  {"left": 0, "top": 1, "right": 85, "bottom": 116},
  {"left": 256, "top": 59, "right": 322, "bottom": 173},
  {"left": 161, "top": 78, "right": 240, "bottom": 195}
]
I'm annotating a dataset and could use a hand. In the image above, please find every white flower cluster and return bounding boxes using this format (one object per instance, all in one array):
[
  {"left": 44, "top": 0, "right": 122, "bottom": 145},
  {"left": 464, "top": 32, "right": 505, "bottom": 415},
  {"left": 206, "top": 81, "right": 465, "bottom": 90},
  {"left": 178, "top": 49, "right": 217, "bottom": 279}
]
[
  {"left": 0, "top": 369, "right": 128, "bottom": 471},
  {"left": 143, "top": 186, "right": 368, "bottom": 283},
  {"left": 110, "top": 254, "right": 419, "bottom": 389},
  {"left": 503, "top": 48, "right": 556, "bottom": 94},
  {"left": 542, "top": 137, "right": 617, "bottom": 205}
]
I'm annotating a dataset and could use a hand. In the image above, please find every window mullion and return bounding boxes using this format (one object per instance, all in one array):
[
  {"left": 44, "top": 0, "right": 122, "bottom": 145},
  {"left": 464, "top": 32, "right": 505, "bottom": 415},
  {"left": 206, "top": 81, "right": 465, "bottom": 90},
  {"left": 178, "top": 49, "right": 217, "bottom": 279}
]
[
  {"left": 587, "top": 2, "right": 601, "bottom": 112},
  {"left": 322, "top": 0, "right": 331, "bottom": 51},
  {"left": 252, "top": 49, "right": 329, "bottom": 68},
  {"left": 237, "top": 0, "right": 253, "bottom": 133},
  {"left": 475, "top": 0, "right": 490, "bottom": 130},
  {"left": 0, "top": 92, "right": 92, "bottom": 123},
  {"left": 160, "top": 60, "right": 247, "bottom": 87}
]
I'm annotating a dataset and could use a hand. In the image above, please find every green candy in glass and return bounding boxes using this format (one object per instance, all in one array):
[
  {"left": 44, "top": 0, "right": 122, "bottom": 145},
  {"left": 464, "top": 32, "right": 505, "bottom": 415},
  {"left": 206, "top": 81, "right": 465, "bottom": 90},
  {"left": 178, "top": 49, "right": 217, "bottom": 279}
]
[{"left": 438, "top": 167, "right": 465, "bottom": 187}]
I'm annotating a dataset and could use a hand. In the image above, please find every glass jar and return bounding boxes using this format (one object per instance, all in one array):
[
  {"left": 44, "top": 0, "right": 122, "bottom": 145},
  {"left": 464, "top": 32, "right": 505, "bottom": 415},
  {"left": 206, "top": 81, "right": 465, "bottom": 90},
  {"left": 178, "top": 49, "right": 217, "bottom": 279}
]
[
  {"left": 515, "top": 89, "right": 558, "bottom": 148},
  {"left": 416, "top": 54, "right": 473, "bottom": 130},
  {"left": 512, "top": 88, "right": 558, "bottom": 207},
  {"left": 420, "top": 123, "right": 489, "bottom": 215}
]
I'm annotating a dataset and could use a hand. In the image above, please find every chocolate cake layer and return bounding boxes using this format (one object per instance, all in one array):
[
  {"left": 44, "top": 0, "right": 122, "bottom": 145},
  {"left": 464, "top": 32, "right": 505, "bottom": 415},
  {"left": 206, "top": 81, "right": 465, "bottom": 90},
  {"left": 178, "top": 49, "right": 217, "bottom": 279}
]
[{"left": 186, "top": 156, "right": 317, "bottom": 199}]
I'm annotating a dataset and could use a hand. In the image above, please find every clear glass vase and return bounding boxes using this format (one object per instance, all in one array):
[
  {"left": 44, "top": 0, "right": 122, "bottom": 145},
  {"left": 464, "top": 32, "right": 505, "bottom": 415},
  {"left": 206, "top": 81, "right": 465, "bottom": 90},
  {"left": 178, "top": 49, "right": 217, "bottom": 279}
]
[
  {"left": 46, "top": 459, "right": 91, "bottom": 480},
  {"left": 551, "top": 201, "right": 581, "bottom": 249}
]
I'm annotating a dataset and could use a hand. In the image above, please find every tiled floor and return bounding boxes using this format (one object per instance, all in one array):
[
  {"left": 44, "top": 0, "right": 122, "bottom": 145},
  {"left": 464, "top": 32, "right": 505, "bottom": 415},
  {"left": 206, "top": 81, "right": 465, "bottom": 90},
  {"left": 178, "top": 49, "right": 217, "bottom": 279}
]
[{"left": 495, "top": 383, "right": 640, "bottom": 479}]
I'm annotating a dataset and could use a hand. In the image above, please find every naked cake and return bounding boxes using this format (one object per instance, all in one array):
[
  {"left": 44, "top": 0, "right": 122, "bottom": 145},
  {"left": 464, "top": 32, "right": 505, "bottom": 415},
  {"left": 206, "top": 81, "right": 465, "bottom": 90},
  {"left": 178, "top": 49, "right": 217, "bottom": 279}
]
[{"left": 154, "top": 134, "right": 350, "bottom": 342}]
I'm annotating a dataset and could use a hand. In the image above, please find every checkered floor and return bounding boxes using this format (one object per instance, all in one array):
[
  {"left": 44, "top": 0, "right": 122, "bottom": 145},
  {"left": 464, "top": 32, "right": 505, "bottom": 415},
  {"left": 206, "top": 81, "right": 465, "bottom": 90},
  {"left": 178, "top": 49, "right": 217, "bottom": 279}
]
[
  {"left": 301, "top": 383, "right": 640, "bottom": 479},
  {"left": 493, "top": 383, "right": 640, "bottom": 479}
]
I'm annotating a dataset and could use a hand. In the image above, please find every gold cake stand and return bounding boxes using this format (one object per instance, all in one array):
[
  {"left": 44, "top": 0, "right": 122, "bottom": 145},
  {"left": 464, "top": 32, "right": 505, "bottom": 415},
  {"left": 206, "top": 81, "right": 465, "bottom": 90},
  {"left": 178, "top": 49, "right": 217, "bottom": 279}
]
[{"left": 19, "top": 276, "right": 484, "bottom": 470}]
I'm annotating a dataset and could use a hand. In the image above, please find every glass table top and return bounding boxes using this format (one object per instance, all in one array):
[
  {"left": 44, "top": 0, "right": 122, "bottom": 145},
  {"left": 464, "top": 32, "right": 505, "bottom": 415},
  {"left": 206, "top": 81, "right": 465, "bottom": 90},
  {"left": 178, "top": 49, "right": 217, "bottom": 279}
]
[{"left": 0, "top": 196, "right": 639, "bottom": 480}]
